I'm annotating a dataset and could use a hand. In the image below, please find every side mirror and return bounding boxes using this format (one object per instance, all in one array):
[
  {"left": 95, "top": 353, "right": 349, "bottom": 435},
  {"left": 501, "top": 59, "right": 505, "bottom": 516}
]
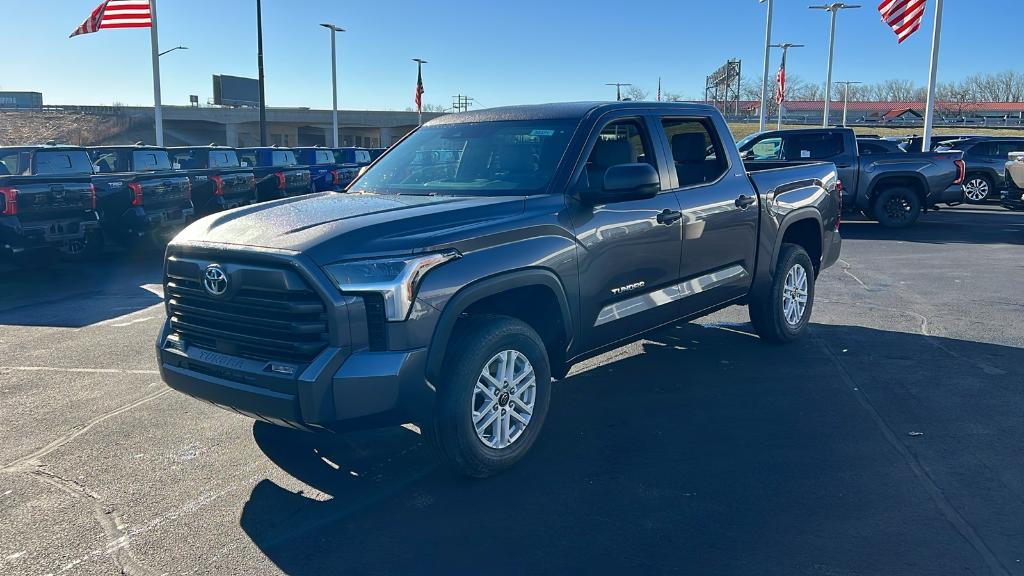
[{"left": 583, "top": 163, "right": 660, "bottom": 204}]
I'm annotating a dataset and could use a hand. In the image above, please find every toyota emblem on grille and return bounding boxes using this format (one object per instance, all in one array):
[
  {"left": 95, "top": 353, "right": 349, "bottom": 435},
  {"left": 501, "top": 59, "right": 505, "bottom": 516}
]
[{"left": 203, "top": 265, "right": 228, "bottom": 296}]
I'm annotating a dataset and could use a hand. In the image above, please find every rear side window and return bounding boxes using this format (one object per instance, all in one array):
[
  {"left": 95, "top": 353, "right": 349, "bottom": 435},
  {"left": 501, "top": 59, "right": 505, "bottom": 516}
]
[
  {"left": 34, "top": 150, "right": 93, "bottom": 175},
  {"left": 209, "top": 150, "right": 239, "bottom": 168},
  {"left": 271, "top": 150, "right": 297, "bottom": 166},
  {"left": 238, "top": 151, "right": 257, "bottom": 167},
  {"left": 132, "top": 150, "right": 172, "bottom": 171},
  {"left": 782, "top": 133, "right": 845, "bottom": 161},
  {"left": 994, "top": 141, "right": 1024, "bottom": 158},
  {"left": 859, "top": 141, "right": 885, "bottom": 155},
  {"left": 662, "top": 118, "right": 728, "bottom": 188},
  {"left": 0, "top": 152, "right": 19, "bottom": 175},
  {"left": 91, "top": 151, "right": 123, "bottom": 173}
]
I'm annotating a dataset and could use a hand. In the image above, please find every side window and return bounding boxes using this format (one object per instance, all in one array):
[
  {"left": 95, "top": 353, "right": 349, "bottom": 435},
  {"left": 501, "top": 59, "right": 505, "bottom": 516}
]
[
  {"left": 969, "top": 142, "right": 996, "bottom": 157},
  {"left": 995, "top": 142, "right": 1024, "bottom": 158},
  {"left": 748, "top": 137, "right": 782, "bottom": 160},
  {"left": 0, "top": 152, "right": 18, "bottom": 175},
  {"left": 783, "top": 133, "right": 845, "bottom": 161},
  {"left": 584, "top": 118, "right": 656, "bottom": 192},
  {"left": 239, "top": 151, "right": 257, "bottom": 167},
  {"left": 859, "top": 142, "right": 882, "bottom": 155},
  {"left": 91, "top": 151, "right": 121, "bottom": 173},
  {"left": 662, "top": 118, "right": 728, "bottom": 187}
]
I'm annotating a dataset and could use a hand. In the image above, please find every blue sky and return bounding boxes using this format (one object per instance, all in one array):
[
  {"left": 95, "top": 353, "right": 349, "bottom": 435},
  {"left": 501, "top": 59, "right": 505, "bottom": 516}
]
[{"left": 1, "top": 0, "right": 1015, "bottom": 110}]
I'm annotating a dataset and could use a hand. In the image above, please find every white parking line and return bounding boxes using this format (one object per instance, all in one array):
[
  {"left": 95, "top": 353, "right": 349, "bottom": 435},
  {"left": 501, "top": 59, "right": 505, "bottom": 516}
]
[{"left": 0, "top": 366, "right": 159, "bottom": 375}]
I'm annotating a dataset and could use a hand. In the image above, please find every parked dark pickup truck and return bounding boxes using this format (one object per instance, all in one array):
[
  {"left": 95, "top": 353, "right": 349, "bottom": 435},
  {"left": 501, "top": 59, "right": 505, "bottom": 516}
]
[
  {"left": 89, "top": 145, "right": 194, "bottom": 245},
  {"left": 237, "top": 147, "right": 312, "bottom": 201},
  {"left": 0, "top": 145, "right": 99, "bottom": 261},
  {"left": 738, "top": 128, "right": 965, "bottom": 228},
  {"left": 157, "top": 102, "right": 841, "bottom": 477},
  {"left": 328, "top": 147, "right": 370, "bottom": 188},
  {"left": 294, "top": 147, "right": 342, "bottom": 192},
  {"left": 168, "top": 146, "right": 256, "bottom": 215}
]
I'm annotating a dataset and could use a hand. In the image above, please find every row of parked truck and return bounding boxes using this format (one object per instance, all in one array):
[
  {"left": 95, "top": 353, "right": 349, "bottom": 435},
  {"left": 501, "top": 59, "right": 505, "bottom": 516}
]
[{"left": 0, "top": 143, "right": 384, "bottom": 264}]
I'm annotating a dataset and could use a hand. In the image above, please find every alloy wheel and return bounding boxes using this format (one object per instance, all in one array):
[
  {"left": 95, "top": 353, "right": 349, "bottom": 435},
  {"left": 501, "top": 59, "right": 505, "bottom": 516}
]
[
  {"left": 472, "top": 350, "right": 537, "bottom": 450},
  {"left": 782, "top": 264, "right": 809, "bottom": 326},
  {"left": 964, "top": 178, "right": 990, "bottom": 202}
]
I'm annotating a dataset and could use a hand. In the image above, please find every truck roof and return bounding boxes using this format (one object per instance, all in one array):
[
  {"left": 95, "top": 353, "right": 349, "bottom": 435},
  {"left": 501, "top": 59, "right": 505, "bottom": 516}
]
[
  {"left": 90, "top": 144, "right": 166, "bottom": 151},
  {"left": 425, "top": 101, "right": 722, "bottom": 126}
]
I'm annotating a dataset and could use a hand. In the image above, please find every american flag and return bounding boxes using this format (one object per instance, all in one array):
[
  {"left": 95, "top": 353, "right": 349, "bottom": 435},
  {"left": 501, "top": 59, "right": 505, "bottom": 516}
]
[
  {"left": 70, "top": 0, "right": 152, "bottom": 38},
  {"left": 775, "top": 53, "right": 787, "bottom": 105},
  {"left": 878, "top": 0, "right": 927, "bottom": 43},
  {"left": 657, "top": 77, "right": 662, "bottom": 102},
  {"left": 415, "top": 62, "right": 425, "bottom": 112}
]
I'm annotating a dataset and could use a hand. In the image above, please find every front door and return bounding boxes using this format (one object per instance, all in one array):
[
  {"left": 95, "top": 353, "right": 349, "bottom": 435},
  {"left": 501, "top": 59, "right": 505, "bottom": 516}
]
[
  {"left": 571, "top": 115, "right": 684, "bottom": 351},
  {"left": 658, "top": 116, "right": 759, "bottom": 315}
]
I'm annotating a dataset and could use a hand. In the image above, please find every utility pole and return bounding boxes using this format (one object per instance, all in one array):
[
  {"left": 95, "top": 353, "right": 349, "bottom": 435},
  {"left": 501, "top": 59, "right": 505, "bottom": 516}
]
[
  {"left": 770, "top": 43, "right": 804, "bottom": 130},
  {"left": 256, "top": 0, "right": 267, "bottom": 146},
  {"left": 758, "top": 0, "right": 774, "bottom": 132},
  {"left": 451, "top": 95, "right": 474, "bottom": 113},
  {"left": 836, "top": 80, "right": 862, "bottom": 127},
  {"left": 606, "top": 83, "right": 631, "bottom": 101},
  {"left": 810, "top": 3, "right": 861, "bottom": 127}
]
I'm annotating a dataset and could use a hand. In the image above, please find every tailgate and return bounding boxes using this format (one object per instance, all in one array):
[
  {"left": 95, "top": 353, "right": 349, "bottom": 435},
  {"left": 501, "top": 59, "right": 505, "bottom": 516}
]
[
  {"left": 4, "top": 176, "right": 94, "bottom": 222},
  {"left": 219, "top": 169, "right": 256, "bottom": 200},
  {"left": 137, "top": 173, "right": 192, "bottom": 210},
  {"left": 285, "top": 169, "right": 312, "bottom": 194}
]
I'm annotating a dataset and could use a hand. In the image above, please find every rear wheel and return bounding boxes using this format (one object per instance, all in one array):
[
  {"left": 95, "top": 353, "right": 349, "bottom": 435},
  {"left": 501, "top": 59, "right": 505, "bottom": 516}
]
[
  {"left": 963, "top": 175, "right": 993, "bottom": 204},
  {"left": 431, "top": 315, "right": 551, "bottom": 478},
  {"left": 873, "top": 187, "right": 922, "bottom": 229},
  {"left": 749, "top": 244, "right": 815, "bottom": 344}
]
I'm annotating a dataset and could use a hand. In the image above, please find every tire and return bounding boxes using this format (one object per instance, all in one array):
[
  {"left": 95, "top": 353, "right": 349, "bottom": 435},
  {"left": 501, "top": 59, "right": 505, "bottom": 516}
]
[
  {"left": 431, "top": 315, "right": 552, "bottom": 478},
  {"left": 749, "top": 244, "right": 815, "bottom": 344},
  {"left": 873, "top": 187, "right": 922, "bottom": 229},
  {"left": 963, "top": 175, "right": 993, "bottom": 204}
]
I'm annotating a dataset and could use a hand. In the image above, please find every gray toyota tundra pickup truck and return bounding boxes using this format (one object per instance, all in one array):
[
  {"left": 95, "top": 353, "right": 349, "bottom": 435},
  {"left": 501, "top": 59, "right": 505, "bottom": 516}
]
[
  {"left": 738, "top": 127, "right": 965, "bottom": 228},
  {"left": 157, "top": 102, "right": 842, "bottom": 477}
]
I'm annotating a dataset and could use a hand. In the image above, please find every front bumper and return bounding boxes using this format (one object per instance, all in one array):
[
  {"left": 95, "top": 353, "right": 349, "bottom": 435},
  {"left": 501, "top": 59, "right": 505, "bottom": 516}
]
[
  {"left": 930, "top": 185, "right": 965, "bottom": 206},
  {"left": 157, "top": 322, "right": 430, "bottom": 429},
  {"left": 1001, "top": 188, "right": 1024, "bottom": 210}
]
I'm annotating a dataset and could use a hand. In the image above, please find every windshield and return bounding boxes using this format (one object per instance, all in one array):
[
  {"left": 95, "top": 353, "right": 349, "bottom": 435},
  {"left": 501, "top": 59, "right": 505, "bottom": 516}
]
[{"left": 350, "top": 119, "right": 578, "bottom": 196}]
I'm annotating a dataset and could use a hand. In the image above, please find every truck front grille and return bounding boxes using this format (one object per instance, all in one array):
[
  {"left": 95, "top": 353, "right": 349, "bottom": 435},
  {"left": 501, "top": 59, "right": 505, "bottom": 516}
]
[{"left": 165, "top": 256, "right": 329, "bottom": 363}]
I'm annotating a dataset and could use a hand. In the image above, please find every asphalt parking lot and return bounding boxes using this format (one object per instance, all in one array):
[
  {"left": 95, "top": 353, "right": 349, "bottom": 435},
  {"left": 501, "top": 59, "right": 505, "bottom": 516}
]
[{"left": 1, "top": 205, "right": 1022, "bottom": 576}]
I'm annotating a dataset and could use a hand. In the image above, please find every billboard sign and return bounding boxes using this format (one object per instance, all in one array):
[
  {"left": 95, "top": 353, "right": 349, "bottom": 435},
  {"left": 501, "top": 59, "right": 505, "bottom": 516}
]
[{"left": 212, "top": 75, "right": 259, "bottom": 107}]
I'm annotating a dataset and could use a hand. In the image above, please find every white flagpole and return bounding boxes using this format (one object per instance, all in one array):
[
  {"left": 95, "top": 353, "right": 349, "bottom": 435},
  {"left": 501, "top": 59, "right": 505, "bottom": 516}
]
[
  {"left": 149, "top": 0, "right": 164, "bottom": 146},
  {"left": 920, "top": 0, "right": 943, "bottom": 153}
]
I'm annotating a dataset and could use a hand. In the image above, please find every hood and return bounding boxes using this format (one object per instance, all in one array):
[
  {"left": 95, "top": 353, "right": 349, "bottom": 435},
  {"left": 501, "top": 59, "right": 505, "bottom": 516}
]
[{"left": 171, "top": 191, "right": 526, "bottom": 263}]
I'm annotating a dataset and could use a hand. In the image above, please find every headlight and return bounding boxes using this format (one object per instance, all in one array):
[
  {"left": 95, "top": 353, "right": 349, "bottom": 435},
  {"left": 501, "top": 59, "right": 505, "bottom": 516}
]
[{"left": 323, "top": 250, "right": 461, "bottom": 321}]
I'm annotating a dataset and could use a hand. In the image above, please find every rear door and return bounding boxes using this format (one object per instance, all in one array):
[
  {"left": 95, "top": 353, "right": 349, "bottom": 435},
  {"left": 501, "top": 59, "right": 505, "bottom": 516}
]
[
  {"left": 782, "top": 131, "right": 857, "bottom": 190},
  {"left": 658, "top": 115, "right": 758, "bottom": 315},
  {"left": 571, "top": 114, "right": 684, "bottom": 350}
]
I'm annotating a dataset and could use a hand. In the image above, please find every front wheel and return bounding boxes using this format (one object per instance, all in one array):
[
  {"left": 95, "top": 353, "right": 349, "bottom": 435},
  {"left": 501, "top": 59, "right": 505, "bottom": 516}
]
[
  {"left": 749, "top": 244, "right": 815, "bottom": 344},
  {"left": 873, "top": 187, "right": 922, "bottom": 229},
  {"left": 431, "top": 315, "right": 552, "bottom": 478}
]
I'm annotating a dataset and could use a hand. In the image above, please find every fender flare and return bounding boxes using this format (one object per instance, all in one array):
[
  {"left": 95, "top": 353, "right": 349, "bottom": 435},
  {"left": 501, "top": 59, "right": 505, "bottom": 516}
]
[
  {"left": 866, "top": 171, "right": 931, "bottom": 203},
  {"left": 425, "top": 268, "right": 574, "bottom": 383},
  {"left": 772, "top": 209, "right": 823, "bottom": 267}
]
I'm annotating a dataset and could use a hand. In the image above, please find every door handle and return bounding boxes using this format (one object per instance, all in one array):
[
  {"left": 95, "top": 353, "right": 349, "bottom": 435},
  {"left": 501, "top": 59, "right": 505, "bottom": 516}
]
[
  {"left": 836, "top": 163, "right": 852, "bottom": 168},
  {"left": 657, "top": 209, "right": 683, "bottom": 225},
  {"left": 735, "top": 194, "right": 757, "bottom": 209}
]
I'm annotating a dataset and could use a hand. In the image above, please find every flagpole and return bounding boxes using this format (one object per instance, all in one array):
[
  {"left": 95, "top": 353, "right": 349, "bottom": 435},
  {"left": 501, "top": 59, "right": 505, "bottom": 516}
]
[
  {"left": 921, "top": 0, "right": 943, "bottom": 152},
  {"left": 758, "top": 0, "right": 774, "bottom": 132},
  {"left": 149, "top": 0, "right": 163, "bottom": 146}
]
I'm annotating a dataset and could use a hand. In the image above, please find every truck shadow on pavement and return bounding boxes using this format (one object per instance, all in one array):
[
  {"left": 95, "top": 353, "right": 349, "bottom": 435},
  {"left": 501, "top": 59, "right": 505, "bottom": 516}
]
[
  {"left": 841, "top": 208, "right": 1024, "bottom": 246},
  {"left": 240, "top": 321, "right": 1023, "bottom": 576},
  {"left": 0, "top": 249, "right": 164, "bottom": 328}
]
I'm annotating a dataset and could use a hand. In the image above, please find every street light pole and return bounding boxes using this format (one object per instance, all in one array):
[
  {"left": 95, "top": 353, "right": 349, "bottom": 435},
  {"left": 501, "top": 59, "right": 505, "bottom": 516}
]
[
  {"left": 256, "top": 0, "right": 267, "bottom": 146},
  {"left": 810, "top": 3, "right": 861, "bottom": 127},
  {"left": 758, "top": 0, "right": 774, "bottom": 132},
  {"left": 836, "top": 81, "right": 862, "bottom": 127},
  {"left": 770, "top": 43, "right": 804, "bottom": 130},
  {"left": 158, "top": 45, "right": 188, "bottom": 57},
  {"left": 606, "top": 83, "right": 631, "bottom": 101},
  {"left": 321, "top": 24, "right": 345, "bottom": 148}
]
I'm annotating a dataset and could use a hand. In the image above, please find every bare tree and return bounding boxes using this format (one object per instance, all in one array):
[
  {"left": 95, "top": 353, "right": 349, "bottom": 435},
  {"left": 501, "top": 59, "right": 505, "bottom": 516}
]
[{"left": 623, "top": 85, "right": 649, "bottom": 101}]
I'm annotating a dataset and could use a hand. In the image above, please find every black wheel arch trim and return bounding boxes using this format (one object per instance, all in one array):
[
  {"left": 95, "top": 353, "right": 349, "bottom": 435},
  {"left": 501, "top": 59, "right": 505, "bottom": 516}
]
[
  {"left": 425, "top": 268, "right": 574, "bottom": 383},
  {"left": 867, "top": 172, "right": 930, "bottom": 201},
  {"left": 771, "top": 209, "right": 824, "bottom": 271}
]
